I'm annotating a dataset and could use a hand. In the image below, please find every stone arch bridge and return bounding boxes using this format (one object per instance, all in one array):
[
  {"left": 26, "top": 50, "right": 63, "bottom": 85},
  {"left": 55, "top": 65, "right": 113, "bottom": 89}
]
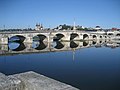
[{"left": 0, "top": 30, "right": 120, "bottom": 44}]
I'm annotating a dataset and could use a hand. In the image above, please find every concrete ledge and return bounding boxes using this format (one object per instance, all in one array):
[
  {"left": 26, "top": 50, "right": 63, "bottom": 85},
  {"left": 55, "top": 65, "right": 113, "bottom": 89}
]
[
  {"left": 0, "top": 72, "right": 23, "bottom": 90},
  {"left": 0, "top": 71, "right": 79, "bottom": 90}
]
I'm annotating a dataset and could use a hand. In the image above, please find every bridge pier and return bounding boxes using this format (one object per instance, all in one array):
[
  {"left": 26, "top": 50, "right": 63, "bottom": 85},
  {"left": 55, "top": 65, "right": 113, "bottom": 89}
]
[
  {"left": 89, "top": 35, "right": 94, "bottom": 40},
  {"left": 24, "top": 43, "right": 33, "bottom": 50},
  {"left": 0, "top": 37, "right": 8, "bottom": 44},
  {"left": 24, "top": 37, "right": 33, "bottom": 43},
  {"left": 89, "top": 41, "right": 93, "bottom": 46},
  {"left": 79, "top": 34, "right": 83, "bottom": 40},
  {"left": 0, "top": 44, "right": 8, "bottom": 51},
  {"left": 79, "top": 41, "right": 83, "bottom": 47},
  {"left": 48, "top": 35, "right": 53, "bottom": 42},
  {"left": 61, "top": 34, "right": 70, "bottom": 41}
]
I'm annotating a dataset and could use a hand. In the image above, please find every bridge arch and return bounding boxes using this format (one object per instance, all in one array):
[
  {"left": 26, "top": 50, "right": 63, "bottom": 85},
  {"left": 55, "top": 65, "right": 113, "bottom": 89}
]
[
  {"left": 100, "top": 35, "right": 102, "bottom": 39},
  {"left": 83, "top": 41, "right": 89, "bottom": 46},
  {"left": 8, "top": 42, "right": 26, "bottom": 51},
  {"left": 70, "top": 33, "right": 79, "bottom": 41},
  {"left": 93, "top": 35, "right": 97, "bottom": 39},
  {"left": 108, "top": 33, "right": 114, "bottom": 36},
  {"left": 116, "top": 33, "right": 120, "bottom": 36},
  {"left": 104, "top": 36, "right": 107, "bottom": 38},
  {"left": 33, "top": 41, "right": 48, "bottom": 50},
  {"left": 70, "top": 41, "right": 79, "bottom": 48},
  {"left": 92, "top": 41, "right": 97, "bottom": 45},
  {"left": 9, "top": 35, "right": 26, "bottom": 43},
  {"left": 99, "top": 41, "right": 102, "bottom": 43},
  {"left": 54, "top": 41, "right": 64, "bottom": 49},
  {"left": 53, "top": 33, "right": 65, "bottom": 41},
  {"left": 83, "top": 34, "right": 89, "bottom": 40},
  {"left": 33, "top": 34, "right": 48, "bottom": 42}
]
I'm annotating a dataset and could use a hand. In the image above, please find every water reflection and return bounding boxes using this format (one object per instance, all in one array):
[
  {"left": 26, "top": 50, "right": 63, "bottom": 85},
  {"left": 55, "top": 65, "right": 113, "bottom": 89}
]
[
  {"left": 54, "top": 41, "right": 64, "bottom": 49},
  {"left": 92, "top": 41, "right": 96, "bottom": 45},
  {"left": 33, "top": 41, "right": 47, "bottom": 50},
  {"left": 9, "top": 35, "right": 25, "bottom": 43},
  {"left": 0, "top": 40, "right": 120, "bottom": 56},
  {"left": 83, "top": 41, "right": 89, "bottom": 46},
  {"left": 0, "top": 40, "right": 120, "bottom": 90},
  {"left": 70, "top": 41, "right": 79, "bottom": 48},
  {"left": 8, "top": 42, "right": 26, "bottom": 51}
]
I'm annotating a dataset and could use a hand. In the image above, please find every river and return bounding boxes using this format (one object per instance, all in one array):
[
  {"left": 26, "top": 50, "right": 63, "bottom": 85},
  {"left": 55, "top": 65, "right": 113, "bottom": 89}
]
[{"left": 0, "top": 40, "right": 120, "bottom": 90}]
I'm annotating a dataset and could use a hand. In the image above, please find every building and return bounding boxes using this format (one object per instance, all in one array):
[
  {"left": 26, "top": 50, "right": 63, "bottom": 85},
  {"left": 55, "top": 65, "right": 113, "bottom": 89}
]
[
  {"left": 35, "top": 23, "right": 43, "bottom": 30},
  {"left": 112, "top": 28, "right": 117, "bottom": 31},
  {"left": 94, "top": 26, "right": 102, "bottom": 30}
]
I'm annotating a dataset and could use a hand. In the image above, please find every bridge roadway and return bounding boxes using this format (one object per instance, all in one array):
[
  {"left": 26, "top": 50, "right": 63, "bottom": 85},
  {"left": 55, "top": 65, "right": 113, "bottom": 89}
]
[
  {"left": 0, "top": 40, "right": 120, "bottom": 56},
  {"left": 0, "top": 30, "right": 120, "bottom": 44}
]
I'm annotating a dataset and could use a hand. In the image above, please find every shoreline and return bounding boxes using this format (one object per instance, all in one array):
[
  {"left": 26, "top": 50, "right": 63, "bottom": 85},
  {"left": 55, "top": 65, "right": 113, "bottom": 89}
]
[{"left": 0, "top": 71, "right": 79, "bottom": 90}]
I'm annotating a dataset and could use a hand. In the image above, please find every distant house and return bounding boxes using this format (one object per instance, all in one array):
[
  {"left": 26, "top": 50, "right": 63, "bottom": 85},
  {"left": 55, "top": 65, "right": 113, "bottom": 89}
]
[
  {"left": 112, "top": 28, "right": 117, "bottom": 31},
  {"left": 35, "top": 23, "right": 43, "bottom": 30},
  {"left": 94, "top": 26, "right": 102, "bottom": 30},
  {"left": 80, "top": 26, "right": 85, "bottom": 29},
  {"left": 87, "top": 27, "right": 94, "bottom": 30},
  {"left": 117, "top": 29, "right": 120, "bottom": 31},
  {"left": 76, "top": 26, "right": 85, "bottom": 29},
  {"left": 58, "top": 25, "right": 62, "bottom": 30}
]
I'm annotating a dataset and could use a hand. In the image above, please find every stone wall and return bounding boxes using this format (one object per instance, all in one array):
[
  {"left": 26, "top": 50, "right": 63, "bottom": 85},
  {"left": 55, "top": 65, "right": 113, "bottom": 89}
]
[
  {"left": 0, "top": 71, "right": 79, "bottom": 90},
  {"left": 0, "top": 73, "right": 24, "bottom": 90}
]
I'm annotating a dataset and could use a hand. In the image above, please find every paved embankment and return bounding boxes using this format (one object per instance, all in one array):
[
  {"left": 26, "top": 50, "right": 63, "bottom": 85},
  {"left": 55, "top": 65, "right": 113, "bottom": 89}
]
[{"left": 0, "top": 71, "right": 79, "bottom": 90}]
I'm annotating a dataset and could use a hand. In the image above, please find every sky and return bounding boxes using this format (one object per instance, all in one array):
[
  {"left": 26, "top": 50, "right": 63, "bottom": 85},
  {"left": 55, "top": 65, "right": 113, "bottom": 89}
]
[{"left": 0, "top": 0, "right": 120, "bottom": 29}]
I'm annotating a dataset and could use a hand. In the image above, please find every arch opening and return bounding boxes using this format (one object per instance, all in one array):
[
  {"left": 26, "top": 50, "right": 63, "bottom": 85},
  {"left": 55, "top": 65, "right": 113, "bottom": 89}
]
[
  {"left": 116, "top": 34, "right": 120, "bottom": 36},
  {"left": 70, "top": 33, "right": 79, "bottom": 41},
  {"left": 83, "top": 41, "right": 89, "bottom": 46},
  {"left": 33, "top": 41, "right": 48, "bottom": 50},
  {"left": 83, "top": 34, "right": 89, "bottom": 40},
  {"left": 8, "top": 42, "right": 26, "bottom": 51},
  {"left": 108, "top": 33, "right": 113, "bottom": 36},
  {"left": 93, "top": 35, "right": 97, "bottom": 39},
  {"left": 100, "top": 36, "right": 102, "bottom": 39},
  {"left": 54, "top": 41, "right": 64, "bottom": 49},
  {"left": 70, "top": 41, "right": 79, "bottom": 48},
  {"left": 105, "top": 36, "right": 107, "bottom": 38},
  {"left": 53, "top": 34, "right": 65, "bottom": 41},
  {"left": 33, "top": 34, "right": 47, "bottom": 42},
  {"left": 92, "top": 41, "right": 96, "bottom": 45},
  {"left": 100, "top": 41, "right": 102, "bottom": 43},
  {"left": 9, "top": 35, "right": 25, "bottom": 43}
]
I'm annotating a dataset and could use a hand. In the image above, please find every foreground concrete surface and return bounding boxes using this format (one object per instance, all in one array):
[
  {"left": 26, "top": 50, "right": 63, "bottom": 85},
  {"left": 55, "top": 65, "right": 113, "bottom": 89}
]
[{"left": 0, "top": 71, "right": 79, "bottom": 90}]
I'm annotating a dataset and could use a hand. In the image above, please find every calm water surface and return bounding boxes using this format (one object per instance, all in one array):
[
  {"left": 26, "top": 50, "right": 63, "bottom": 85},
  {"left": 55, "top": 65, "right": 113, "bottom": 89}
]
[{"left": 0, "top": 41, "right": 120, "bottom": 90}]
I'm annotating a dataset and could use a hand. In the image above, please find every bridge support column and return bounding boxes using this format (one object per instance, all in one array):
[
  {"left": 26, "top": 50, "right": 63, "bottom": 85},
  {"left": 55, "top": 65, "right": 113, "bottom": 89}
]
[
  {"left": 79, "top": 34, "right": 83, "bottom": 40},
  {"left": 64, "top": 42, "right": 70, "bottom": 48},
  {"left": 61, "top": 34, "right": 70, "bottom": 41},
  {"left": 89, "top": 41, "right": 93, "bottom": 45},
  {"left": 0, "top": 37, "right": 8, "bottom": 44},
  {"left": 24, "top": 43, "right": 33, "bottom": 49},
  {"left": 0, "top": 44, "right": 8, "bottom": 51},
  {"left": 89, "top": 35, "right": 93, "bottom": 40},
  {"left": 79, "top": 41, "right": 83, "bottom": 47},
  {"left": 24, "top": 37, "right": 33, "bottom": 43},
  {"left": 48, "top": 36, "right": 53, "bottom": 42}
]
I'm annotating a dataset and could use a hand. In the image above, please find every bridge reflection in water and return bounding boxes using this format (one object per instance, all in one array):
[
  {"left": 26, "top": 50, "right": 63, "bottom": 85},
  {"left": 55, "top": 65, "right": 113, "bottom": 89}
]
[
  {"left": 0, "top": 40, "right": 120, "bottom": 56},
  {"left": 0, "top": 40, "right": 120, "bottom": 90}
]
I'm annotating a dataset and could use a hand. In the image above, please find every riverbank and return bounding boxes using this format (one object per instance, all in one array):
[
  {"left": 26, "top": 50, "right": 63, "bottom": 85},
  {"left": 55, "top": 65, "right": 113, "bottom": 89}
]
[{"left": 0, "top": 71, "right": 79, "bottom": 90}]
